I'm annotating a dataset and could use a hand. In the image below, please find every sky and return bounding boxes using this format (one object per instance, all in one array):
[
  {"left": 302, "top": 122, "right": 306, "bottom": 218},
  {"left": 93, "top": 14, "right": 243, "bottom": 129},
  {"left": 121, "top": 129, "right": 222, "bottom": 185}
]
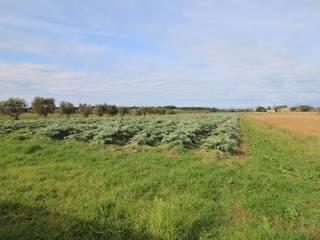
[{"left": 0, "top": 0, "right": 319, "bottom": 107}]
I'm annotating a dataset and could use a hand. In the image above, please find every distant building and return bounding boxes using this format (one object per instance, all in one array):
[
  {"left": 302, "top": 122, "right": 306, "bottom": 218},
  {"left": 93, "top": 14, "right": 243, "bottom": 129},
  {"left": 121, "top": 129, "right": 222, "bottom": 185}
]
[{"left": 267, "top": 108, "right": 275, "bottom": 113}]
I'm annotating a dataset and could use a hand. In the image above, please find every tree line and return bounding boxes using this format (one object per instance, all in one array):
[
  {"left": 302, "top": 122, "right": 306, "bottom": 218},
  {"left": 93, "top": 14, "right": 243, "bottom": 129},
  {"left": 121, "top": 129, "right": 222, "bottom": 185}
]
[
  {"left": 255, "top": 105, "right": 315, "bottom": 112},
  {"left": 1, "top": 97, "right": 317, "bottom": 120},
  {"left": 0, "top": 97, "right": 179, "bottom": 120}
]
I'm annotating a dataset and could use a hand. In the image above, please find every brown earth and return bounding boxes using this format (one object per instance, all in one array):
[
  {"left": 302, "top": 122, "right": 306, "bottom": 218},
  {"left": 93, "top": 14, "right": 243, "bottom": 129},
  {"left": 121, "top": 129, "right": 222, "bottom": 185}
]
[{"left": 243, "top": 112, "right": 320, "bottom": 137}]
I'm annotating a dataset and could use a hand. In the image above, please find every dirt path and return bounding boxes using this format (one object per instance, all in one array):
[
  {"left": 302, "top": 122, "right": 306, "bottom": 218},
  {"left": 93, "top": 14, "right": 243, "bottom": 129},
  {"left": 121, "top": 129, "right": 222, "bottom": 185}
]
[{"left": 242, "top": 113, "right": 320, "bottom": 137}]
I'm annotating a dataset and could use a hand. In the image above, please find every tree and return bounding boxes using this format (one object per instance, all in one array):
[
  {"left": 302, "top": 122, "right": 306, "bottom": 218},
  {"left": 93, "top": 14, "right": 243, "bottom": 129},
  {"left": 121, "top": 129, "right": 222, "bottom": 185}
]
[
  {"left": 274, "top": 105, "right": 288, "bottom": 112},
  {"left": 156, "top": 108, "right": 166, "bottom": 115},
  {"left": 105, "top": 104, "right": 118, "bottom": 116},
  {"left": 134, "top": 108, "right": 143, "bottom": 116},
  {"left": 118, "top": 107, "right": 130, "bottom": 116},
  {"left": 164, "top": 105, "right": 176, "bottom": 109},
  {"left": 79, "top": 103, "right": 93, "bottom": 117},
  {"left": 59, "top": 101, "right": 75, "bottom": 117},
  {"left": 0, "top": 98, "right": 27, "bottom": 120},
  {"left": 297, "top": 105, "right": 313, "bottom": 112},
  {"left": 32, "top": 97, "right": 55, "bottom": 118},
  {"left": 255, "top": 106, "right": 266, "bottom": 112},
  {"left": 110, "top": 105, "right": 118, "bottom": 116},
  {"left": 94, "top": 104, "right": 105, "bottom": 117}
]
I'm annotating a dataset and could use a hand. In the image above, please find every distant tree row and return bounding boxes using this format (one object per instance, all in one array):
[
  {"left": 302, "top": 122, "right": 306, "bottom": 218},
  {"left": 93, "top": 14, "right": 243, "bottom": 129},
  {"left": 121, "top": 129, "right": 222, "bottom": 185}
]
[
  {"left": 134, "top": 107, "right": 170, "bottom": 116},
  {"left": 290, "top": 105, "right": 314, "bottom": 112},
  {"left": 1, "top": 97, "right": 317, "bottom": 120},
  {"left": 0, "top": 97, "right": 178, "bottom": 119},
  {"left": 93, "top": 104, "right": 119, "bottom": 117},
  {"left": 255, "top": 105, "right": 315, "bottom": 112}
]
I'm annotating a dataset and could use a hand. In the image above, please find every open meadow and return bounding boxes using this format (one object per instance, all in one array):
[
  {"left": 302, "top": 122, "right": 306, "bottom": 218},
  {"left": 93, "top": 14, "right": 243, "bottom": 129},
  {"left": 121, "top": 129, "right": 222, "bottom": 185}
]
[{"left": 0, "top": 113, "right": 319, "bottom": 239}]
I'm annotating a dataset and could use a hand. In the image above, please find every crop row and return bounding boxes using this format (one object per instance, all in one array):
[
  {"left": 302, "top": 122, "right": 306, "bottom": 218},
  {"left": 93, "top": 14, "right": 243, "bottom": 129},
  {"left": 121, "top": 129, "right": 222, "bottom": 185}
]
[{"left": 0, "top": 114, "right": 240, "bottom": 153}]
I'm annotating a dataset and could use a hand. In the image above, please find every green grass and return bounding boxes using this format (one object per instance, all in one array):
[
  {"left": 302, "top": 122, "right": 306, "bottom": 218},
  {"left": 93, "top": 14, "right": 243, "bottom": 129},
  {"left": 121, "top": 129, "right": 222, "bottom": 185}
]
[{"left": 0, "top": 118, "right": 319, "bottom": 239}]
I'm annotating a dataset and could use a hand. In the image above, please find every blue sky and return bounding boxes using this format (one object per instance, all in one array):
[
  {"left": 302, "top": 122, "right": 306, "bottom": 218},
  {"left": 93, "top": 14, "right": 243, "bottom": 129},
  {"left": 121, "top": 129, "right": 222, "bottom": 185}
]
[{"left": 0, "top": 0, "right": 319, "bottom": 107}]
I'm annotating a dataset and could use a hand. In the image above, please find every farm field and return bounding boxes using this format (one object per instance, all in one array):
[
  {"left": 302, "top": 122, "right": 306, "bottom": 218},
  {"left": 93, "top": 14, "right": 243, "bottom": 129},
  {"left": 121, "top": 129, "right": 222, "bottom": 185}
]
[
  {"left": 244, "top": 112, "right": 320, "bottom": 137},
  {"left": 0, "top": 114, "right": 240, "bottom": 153},
  {"left": 0, "top": 114, "right": 320, "bottom": 239}
]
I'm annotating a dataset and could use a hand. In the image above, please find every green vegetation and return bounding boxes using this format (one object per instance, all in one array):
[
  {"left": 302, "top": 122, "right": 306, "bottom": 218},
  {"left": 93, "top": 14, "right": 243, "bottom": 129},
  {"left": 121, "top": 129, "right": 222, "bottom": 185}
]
[
  {"left": 92, "top": 104, "right": 119, "bottom": 117},
  {"left": 134, "top": 107, "right": 166, "bottom": 116},
  {"left": 118, "top": 107, "right": 130, "bottom": 116},
  {"left": 0, "top": 114, "right": 240, "bottom": 153},
  {"left": 292, "top": 105, "right": 314, "bottom": 112},
  {"left": 0, "top": 117, "right": 319, "bottom": 239},
  {"left": 94, "top": 104, "right": 105, "bottom": 116},
  {"left": 255, "top": 106, "right": 267, "bottom": 112},
  {"left": 274, "top": 105, "right": 288, "bottom": 112},
  {"left": 105, "top": 104, "right": 119, "bottom": 116},
  {"left": 0, "top": 98, "right": 27, "bottom": 120},
  {"left": 31, "top": 97, "right": 56, "bottom": 118},
  {"left": 78, "top": 103, "right": 93, "bottom": 117},
  {"left": 59, "top": 101, "right": 76, "bottom": 117}
]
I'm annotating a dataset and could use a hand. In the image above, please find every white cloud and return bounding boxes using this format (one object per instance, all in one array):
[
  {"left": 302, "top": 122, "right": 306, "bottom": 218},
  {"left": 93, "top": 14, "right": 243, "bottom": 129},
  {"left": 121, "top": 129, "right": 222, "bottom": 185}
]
[
  {"left": 0, "top": 25, "right": 115, "bottom": 59},
  {"left": 0, "top": 57, "right": 319, "bottom": 107}
]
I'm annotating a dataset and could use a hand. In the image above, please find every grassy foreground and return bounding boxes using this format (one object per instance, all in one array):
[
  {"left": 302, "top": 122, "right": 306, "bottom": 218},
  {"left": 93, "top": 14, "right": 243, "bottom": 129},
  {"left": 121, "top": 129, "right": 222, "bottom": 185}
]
[{"left": 0, "top": 118, "right": 319, "bottom": 239}]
